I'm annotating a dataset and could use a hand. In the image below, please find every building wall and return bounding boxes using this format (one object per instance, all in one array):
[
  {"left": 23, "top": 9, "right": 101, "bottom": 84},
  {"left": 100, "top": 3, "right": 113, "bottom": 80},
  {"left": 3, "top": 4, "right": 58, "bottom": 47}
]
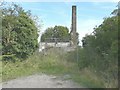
[{"left": 39, "top": 42, "right": 70, "bottom": 52}]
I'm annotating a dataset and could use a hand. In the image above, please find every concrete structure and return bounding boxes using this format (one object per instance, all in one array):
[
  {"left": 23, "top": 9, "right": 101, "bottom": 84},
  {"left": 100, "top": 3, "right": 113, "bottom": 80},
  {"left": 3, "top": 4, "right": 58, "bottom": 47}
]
[
  {"left": 39, "top": 42, "right": 71, "bottom": 52},
  {"left": 70, "top": 5, "right": 77, "bottom": 47}
]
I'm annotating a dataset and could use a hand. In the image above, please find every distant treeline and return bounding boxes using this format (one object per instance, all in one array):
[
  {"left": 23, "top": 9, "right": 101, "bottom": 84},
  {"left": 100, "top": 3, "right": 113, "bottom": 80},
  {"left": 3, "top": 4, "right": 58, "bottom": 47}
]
[
  {"left": 41, "top": 26, "right": 71, "bottom": 42},
  {"left": 41, "top": 25, "right": 79, "bottom": 43}
]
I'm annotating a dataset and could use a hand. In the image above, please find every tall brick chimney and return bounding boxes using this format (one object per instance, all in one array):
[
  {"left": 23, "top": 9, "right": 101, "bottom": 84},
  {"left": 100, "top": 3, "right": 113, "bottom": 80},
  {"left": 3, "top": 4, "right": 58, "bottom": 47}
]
[{"left": 70, "top": 5, "right": 77, "bottom": 46}]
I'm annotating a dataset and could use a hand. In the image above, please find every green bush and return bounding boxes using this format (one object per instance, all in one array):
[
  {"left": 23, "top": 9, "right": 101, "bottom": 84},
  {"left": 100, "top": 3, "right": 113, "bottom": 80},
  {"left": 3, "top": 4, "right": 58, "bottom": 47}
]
[{"left": 2, "top": 3, "right": 39, "bottom": 61}]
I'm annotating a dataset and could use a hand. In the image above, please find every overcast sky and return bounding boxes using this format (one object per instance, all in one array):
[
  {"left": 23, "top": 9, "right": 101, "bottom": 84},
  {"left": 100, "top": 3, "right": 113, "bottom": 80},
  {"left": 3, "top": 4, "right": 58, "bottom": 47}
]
[{"left": 5, "top": 1, "right": 118, "bottom": 45}]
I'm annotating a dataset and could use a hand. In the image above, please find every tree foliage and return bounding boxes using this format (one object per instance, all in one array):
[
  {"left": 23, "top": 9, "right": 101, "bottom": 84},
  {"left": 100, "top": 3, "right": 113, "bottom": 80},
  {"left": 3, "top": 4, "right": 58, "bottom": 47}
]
[
  {"left": 41, "top": 26, "right": 70, "bottom": 42},
  {"left": 2, "top": 3, "right": 39, "bottom": 61},
  {"left": 67, "top": 8, "right": 118, "bottom": 87}
]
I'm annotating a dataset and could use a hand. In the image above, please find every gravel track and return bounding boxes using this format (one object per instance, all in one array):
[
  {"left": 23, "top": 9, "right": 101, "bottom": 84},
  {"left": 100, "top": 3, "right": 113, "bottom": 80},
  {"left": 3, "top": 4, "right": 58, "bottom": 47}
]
[{"left": 2, "top": 74, "right": 84, "bottom": 88}]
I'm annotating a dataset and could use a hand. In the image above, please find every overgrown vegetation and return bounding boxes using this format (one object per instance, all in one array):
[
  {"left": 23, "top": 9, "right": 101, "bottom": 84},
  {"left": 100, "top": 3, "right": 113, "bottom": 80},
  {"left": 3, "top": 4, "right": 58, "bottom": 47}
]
[
  {"left": 2, "top": 48, "right": 104, "bottom": 88},
  {"left": 67, "top": 9, "right": 119, "bottom": 87},
  {"left": 1, "top": 2, "right": 119, "bottom": 88}
]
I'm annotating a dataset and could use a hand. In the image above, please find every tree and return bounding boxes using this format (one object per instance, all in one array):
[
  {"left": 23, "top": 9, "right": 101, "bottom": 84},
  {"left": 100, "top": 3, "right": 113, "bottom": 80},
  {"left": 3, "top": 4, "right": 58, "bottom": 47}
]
[
  {"left": 2, "top": 3, "right": 39, "bottom": 60},
  {"left": 80, "top": 9, "right": 118, "bottom": 87},
  {"left": 41, "top": 25, "right": 70, "bottom": 42}
]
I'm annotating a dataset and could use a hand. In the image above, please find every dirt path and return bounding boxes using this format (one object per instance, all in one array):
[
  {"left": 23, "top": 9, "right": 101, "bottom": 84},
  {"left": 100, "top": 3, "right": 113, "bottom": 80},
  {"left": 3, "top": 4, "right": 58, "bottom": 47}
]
[{"left": 2, "top": 74, "right": 85, "bottom": 88}]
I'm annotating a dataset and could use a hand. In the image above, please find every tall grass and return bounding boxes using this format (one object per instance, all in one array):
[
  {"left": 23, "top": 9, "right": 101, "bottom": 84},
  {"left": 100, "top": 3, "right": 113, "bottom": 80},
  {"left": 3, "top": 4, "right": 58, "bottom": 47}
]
[
  {"left": 66, "top": 47, "right": 118, "bottom": 88},
  {"left": 0, "top": 61, "right": 2, "bottom": 83},
  {"left": 2, "top": 48, "right": 113, "bottom": 88},
  {"left": 2, "top": 48, "right": 74, "bottom": 81}
]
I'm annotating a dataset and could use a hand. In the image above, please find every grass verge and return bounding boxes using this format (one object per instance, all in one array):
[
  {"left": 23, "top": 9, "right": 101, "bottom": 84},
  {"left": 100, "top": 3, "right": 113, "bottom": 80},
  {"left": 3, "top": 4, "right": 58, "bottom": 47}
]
[{"left": 2, "top": 48, "right": 107, "bottom": 88}]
